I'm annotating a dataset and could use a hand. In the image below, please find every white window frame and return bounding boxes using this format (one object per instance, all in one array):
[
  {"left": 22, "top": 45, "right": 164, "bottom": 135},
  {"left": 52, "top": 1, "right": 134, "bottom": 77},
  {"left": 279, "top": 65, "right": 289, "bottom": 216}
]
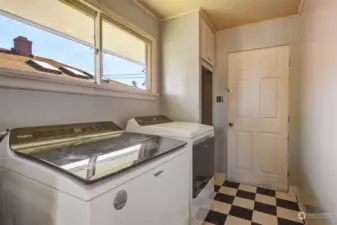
[{"left": 0, "top": 0, "right": 158, "bottom": 100}]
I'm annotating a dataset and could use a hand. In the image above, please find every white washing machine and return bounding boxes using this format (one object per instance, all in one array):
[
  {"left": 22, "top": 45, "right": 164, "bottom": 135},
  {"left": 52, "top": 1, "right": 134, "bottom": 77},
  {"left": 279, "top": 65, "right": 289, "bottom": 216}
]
[
  {"left": 126, "top": 115, "right": 215, "bottom": 225},
  {"left": 0, "top": 122, "right": 190, "bottom": 225}
]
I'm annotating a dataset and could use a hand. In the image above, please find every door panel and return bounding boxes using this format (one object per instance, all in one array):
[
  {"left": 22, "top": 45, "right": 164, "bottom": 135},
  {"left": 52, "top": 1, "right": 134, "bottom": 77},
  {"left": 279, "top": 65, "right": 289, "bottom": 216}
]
[
  {"left": 227, "top": 46, "right": 289, "bottom": 191},
  {"left": 260, "top": 133, "right": 278, "bottom": 174},
  {"left": 236, "top": 132, "right": 252, "bottom": 170},
  {"left": 260, "top": 78, "right": 278, "bottom": 118}
]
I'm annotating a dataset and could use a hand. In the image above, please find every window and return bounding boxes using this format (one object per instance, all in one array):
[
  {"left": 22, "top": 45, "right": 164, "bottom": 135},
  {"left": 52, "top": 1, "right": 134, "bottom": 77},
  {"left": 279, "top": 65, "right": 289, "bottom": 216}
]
[
  {"left": 102, "top": 18, "right": 149, "bottom": 90},
  {"left": 0, "top": 0, "right": 95, "bottom": 81},
  {"left": 0, "top": 0, "right": 155, "bottom": 92}
]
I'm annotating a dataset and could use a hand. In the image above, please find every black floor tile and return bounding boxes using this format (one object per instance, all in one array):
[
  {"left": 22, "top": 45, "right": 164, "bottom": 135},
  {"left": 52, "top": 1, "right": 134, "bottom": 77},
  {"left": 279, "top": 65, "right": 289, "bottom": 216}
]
[
  {"left": 214, "top": 184, "right": 221, "bottom": 192},
  {"left": 229, "top": 205, "right": 253, "bottom": 221},
  {"left": 224, "top": 180, "right": 240, "bottom": 189},
  {"left": 214, "top": 192, "right": 235, "bottom": 204},
  {"left": 236, "top": 190, "right": 256, "bottom": 200},
  {"left": 276, "top": 199, "right": 300, "bottom": 211},
  {"left": 278, "top": 217, "right": 303, "bottom": 225},
  {"left": 256, "top": 187, "right": 276, "bottom": 197},
  {"left": 204, "top": 210, "right": 227, "bottom": 225},
  {"left": 254, "top": 202, "right": 277, "bottom": 216}
]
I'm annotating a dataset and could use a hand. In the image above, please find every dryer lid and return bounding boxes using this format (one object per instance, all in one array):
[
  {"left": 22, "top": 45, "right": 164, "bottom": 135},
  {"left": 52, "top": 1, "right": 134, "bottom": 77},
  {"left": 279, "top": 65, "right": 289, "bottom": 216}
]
[{"left": 129, "top": 116, "right": 214, "bottom": 138}]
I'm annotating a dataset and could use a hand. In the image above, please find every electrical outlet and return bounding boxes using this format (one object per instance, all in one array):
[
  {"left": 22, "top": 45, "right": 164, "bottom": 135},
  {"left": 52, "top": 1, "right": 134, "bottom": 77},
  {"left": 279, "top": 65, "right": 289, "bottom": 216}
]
[{"left": 216, "top": 96, "right": 223, "bottom": 103}]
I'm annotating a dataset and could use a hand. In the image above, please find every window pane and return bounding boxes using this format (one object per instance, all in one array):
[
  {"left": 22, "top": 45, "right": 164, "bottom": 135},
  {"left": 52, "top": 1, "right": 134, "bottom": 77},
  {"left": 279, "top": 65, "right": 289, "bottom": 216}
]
[
  {"left": 0, "top": 0, "right": 95, "bottom": 81},
  {"left": 102, "top": 19, "right": 148, "bottom": 90}
]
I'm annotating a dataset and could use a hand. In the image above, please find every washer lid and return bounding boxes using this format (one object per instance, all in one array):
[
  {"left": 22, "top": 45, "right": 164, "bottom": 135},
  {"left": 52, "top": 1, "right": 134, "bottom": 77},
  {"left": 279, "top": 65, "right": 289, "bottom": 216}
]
[
  {"left": 130, "top": 121, "right": 214, "bottom": 138},
  {"left": 9, "top": 122, "right": 186, "bottom": 184}
]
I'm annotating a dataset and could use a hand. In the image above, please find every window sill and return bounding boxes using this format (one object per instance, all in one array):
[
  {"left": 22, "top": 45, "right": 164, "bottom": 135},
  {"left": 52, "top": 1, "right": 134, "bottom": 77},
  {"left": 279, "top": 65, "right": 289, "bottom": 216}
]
[{"left": 0, "top": 68, "right": 159, "bottom": 100}]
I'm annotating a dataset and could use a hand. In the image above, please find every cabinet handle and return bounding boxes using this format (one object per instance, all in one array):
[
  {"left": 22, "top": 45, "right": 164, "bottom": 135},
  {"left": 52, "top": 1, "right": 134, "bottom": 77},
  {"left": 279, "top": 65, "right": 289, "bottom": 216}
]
[{"left": 154, "top": 170, "right": 163, "bottom": 177}]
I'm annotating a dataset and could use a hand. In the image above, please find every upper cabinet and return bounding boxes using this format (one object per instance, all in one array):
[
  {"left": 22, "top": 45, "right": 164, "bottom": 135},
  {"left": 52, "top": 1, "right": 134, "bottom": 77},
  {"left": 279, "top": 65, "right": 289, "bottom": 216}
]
[{"left": 200, "top": 17, "right": 215, "bottom": 66}]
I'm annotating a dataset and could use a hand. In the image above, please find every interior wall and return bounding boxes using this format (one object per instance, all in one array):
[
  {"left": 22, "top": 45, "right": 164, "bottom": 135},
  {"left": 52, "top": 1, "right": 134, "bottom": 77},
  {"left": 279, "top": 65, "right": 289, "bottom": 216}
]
[
  {"left": 214, "top": 17, "right": 301, "bottom": 185},
  {"left": 160, "top": 12, "right": 200, "bottom": 122},
  {"left": 0, "top": 88, "right": 159, "bottom": 130},
  {"left": 0, "top": 0, "right": 160, "bottom": 131},
  {"left": 297, "top": 0, "right": 337, "bottom": 224}
]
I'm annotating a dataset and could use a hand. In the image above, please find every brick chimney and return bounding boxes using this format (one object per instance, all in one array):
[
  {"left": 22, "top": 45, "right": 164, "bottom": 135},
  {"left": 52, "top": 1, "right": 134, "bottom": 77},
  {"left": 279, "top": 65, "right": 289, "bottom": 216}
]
[{"left": 13, "top": 36, "right": 32, "bottom": 57}]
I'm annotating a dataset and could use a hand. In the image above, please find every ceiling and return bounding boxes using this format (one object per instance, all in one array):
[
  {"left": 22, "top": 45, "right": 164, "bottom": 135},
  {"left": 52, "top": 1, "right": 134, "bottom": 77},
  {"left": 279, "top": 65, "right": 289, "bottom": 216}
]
[{"left": 135, "top": 0, "right": 303, "bottom": 30}]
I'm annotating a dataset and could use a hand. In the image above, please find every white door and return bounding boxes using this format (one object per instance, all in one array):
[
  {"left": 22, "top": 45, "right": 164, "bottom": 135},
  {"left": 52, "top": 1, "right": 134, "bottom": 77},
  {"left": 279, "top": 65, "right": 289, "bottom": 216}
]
[{"left": 227, "top": 46, "right": 289, "bottom": 191}]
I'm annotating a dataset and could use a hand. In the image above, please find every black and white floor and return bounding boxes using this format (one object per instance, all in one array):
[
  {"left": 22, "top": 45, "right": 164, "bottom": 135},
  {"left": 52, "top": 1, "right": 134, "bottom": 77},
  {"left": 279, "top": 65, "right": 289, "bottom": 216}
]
[{"left": 200, "top": 175, "right": 305, "bottom": 225}]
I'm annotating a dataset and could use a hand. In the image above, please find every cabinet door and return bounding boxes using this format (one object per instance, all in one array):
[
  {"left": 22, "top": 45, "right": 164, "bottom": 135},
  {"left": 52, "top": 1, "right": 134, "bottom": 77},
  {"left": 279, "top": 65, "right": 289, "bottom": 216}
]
[
  {"left": 209, "top": 29, "right": 215, "bottom": 66},
  {"left": 151, "top": 153, "right": 189, "bottom": 225},
  {"left": 200, "top": 18, "right": 209, "bottom": 63}
]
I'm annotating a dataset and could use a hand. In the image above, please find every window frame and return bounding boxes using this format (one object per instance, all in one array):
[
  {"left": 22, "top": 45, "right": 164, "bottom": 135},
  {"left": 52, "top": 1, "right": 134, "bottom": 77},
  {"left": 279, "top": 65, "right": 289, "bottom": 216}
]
[{"left": 0, "top": 0, "right": 158, "bottom": 99}]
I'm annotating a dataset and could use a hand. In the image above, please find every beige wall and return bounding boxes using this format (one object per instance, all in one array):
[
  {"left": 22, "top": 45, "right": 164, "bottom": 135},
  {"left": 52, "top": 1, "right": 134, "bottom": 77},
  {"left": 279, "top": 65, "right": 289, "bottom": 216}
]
[
  {"left": 215, "top": 17, "right": 301, "bottom": 185},
  {"left": 0, "top": 0, "right": 160, "bottom": 131},
  {"left": 160, "top": 12, "right": 201, "bottom": 122},
  {"left": 0, "top": 88, "right": 159, "bottom": 130},
  {"left": 297, "top": 0, "right": 337, "bottom": 224}
]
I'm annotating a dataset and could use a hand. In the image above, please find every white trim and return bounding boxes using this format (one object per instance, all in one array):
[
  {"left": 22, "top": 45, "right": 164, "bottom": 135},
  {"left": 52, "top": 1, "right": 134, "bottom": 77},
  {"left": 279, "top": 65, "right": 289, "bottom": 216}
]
[
  {"left": 94, "top": 11, "right": 102, "bottom": 85},
  {"left": 289, "top": 185, "right": 307, "bottom": 224},
  {"left": 0, "top": 68, "right": 158, "bottom": 100},
  {"left": 161, "top": 8, "right": 200, "bottom": 21},
  {"left": 201, "top": 60, "right": 214, "bottom": 73}
]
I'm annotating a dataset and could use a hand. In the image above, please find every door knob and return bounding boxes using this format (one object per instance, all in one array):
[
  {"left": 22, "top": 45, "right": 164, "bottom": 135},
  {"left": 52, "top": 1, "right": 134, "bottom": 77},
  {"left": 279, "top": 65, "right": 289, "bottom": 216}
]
[
  {"left": 228, "top": 123, "right": 234, "bottom": 127},
  {"left": 225, "top": 88, "right": 234, "bottom": 93}
]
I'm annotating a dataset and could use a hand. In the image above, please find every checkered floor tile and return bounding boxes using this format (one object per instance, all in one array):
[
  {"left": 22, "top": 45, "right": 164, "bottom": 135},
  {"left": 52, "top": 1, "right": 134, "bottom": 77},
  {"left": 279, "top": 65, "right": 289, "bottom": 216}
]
[{"left": 202, "top": 175, "right": 304, "bottom": 225}]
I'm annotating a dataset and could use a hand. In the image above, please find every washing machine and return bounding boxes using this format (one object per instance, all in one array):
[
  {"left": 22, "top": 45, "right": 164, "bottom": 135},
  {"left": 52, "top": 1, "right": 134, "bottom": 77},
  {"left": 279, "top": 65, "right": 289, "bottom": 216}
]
[
  {"left": 126, "top": 115, "right": 215, "bottom": 225},
  {"left": 0, "top": 121, "right": 190, "bottom": 225}
]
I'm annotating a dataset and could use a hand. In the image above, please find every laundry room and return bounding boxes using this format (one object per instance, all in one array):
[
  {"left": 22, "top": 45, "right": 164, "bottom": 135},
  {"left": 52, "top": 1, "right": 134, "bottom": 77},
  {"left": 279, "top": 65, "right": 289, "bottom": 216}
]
[{"left": 0, "top": 0, "right": 336, "bottom": 225}]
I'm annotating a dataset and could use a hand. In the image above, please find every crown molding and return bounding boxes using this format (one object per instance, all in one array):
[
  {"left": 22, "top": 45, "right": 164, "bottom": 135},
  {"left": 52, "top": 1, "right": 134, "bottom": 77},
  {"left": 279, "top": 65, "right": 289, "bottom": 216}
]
[
  {"left": 132, "top": 0, "right": 160, "bottom": 20},
  {"left": 219, "top": 14, "right": 299, "bottom": 32},
  {"left": 199, "top": 8, "right": 216, "bottom": 31}
]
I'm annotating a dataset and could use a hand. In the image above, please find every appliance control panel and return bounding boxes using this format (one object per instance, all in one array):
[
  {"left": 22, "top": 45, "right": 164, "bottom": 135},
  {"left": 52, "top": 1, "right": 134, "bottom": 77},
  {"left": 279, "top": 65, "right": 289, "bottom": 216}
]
[{"left": 9, "top": 122, "right": 122, "bottom": 146}]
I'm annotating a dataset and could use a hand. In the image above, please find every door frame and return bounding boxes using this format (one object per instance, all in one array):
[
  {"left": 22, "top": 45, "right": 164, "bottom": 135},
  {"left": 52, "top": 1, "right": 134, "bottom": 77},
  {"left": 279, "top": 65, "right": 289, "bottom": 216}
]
[
  {"left": 199, "top": 60, "right": 215, "bottom": 126},
  {"left": 226, "top": 45, "right": 291, "bottom": 190}
]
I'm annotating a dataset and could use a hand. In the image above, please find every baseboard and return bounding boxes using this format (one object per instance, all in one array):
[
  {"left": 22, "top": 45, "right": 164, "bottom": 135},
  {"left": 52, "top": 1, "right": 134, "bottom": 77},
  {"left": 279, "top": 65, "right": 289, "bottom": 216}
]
[
  {"left": 289, "top": 185, "right": 299, "bottom": 195},
  {"left": 215, "top": 173, "right": 226, "bottom": 181},
  {"left": 290, "top": 185, "right": 308, "bottom": 224}
]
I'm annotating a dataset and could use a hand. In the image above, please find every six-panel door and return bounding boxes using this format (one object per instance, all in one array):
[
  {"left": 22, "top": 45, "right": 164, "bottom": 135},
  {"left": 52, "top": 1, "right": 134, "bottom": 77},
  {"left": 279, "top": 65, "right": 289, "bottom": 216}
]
[{"left": 227, "top": 46, "right": 290, "bottom": 191}]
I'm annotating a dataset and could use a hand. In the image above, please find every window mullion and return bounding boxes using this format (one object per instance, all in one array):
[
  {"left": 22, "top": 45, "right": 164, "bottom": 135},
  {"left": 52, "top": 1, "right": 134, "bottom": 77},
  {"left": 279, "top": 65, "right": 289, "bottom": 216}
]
[
  {"left": 146, "top": 44, "right": 151, "bottom": 91},
  {"left": 94, "top": 11, "right": 103, "bottom": 85}
]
